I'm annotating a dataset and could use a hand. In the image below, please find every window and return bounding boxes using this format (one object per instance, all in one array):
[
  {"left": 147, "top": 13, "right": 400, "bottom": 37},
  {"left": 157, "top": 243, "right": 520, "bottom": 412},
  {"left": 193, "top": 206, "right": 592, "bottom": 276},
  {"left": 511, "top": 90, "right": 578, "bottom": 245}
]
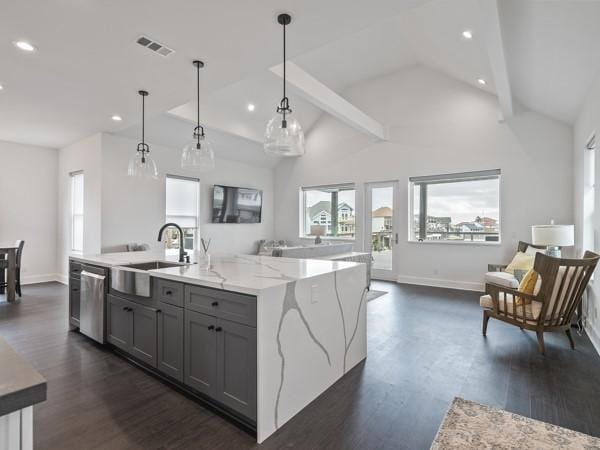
[
  {"left": 165, "top": 175, "right": 200, "bottom": 251},
  {"left": 301, "top": 184, "right": 355, "bottom": 238},
  {"left": 70, "top": 172, "right": 84, "bottom": 252},
  {"left": 409, "top": 170, "right": 500, "bottom": 243},
  {"left": 584, "top": 133, "right": 596, "bottom": 253}
]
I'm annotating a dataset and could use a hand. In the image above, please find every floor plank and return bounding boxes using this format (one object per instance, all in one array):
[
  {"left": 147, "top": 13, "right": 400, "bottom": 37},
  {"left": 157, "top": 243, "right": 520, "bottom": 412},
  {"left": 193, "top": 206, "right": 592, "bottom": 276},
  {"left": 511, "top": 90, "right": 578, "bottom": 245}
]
[{"left": 1, "top": 281, "right": 600, "bottom": 449}]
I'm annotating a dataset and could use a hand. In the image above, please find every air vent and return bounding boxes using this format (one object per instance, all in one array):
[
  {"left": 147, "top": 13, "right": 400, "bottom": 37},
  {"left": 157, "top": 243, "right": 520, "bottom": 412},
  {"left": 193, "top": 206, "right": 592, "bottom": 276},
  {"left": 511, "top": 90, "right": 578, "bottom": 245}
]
[{"left": 136, "top": 35, "right": 175, "bottom": 57}]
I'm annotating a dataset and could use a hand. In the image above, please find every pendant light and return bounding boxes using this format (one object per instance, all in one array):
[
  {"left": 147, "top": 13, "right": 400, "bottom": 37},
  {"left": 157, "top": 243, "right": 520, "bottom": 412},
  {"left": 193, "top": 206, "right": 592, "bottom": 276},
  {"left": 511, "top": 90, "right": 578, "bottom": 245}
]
[
  {"left": 128, "top": 90, "right": 158, "bottom": 179},
  {"left": 181, "top": 60, "right": 215, "bottom": 171},
  {"left": 264, "top": 13, "right": 305, "bottom": 157}
]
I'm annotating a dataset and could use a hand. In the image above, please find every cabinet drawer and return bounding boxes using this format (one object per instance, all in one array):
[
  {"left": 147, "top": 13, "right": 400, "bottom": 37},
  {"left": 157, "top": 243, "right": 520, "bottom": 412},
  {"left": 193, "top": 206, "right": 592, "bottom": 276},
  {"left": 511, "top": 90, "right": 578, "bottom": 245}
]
[
  {"left": 185, "top": 286, "right": 256, "bottom": 327},
  {"left": 154, "top": 279, "right": 184, "bottom": 307},
  {"left": 69, "top": 261, "right": 83, "bottom": 278}
]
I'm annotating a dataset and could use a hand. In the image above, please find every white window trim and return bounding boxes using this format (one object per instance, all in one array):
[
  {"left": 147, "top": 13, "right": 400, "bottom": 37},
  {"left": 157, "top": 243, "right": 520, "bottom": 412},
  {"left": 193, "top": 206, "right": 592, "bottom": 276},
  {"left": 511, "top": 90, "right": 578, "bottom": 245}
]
[
  {"left": 408, "top": 169, "right": 501, "bottom": 245},
  {"left": 165, "top": 174, "right": 201, "bottom": 251},
  {"left": 70, "top": 171, "right": 84, "bottom": 253},
  {"left": 300, "top": 183, "right": 356, "bottom": 240}
]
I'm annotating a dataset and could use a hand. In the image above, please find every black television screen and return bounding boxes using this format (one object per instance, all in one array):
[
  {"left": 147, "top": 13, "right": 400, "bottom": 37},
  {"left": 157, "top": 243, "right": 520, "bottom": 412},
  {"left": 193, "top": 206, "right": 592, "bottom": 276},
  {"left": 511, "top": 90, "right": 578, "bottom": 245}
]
[{"left": 212, "top": 185, "right": 262, "bottom": 223}]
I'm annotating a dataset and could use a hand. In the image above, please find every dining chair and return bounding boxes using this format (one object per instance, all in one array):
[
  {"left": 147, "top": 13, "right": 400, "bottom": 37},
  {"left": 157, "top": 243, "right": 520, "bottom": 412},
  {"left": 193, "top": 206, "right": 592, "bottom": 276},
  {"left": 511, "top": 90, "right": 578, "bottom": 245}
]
[{"left": 0, "top": 240, "right": 24, "bottom": 297}]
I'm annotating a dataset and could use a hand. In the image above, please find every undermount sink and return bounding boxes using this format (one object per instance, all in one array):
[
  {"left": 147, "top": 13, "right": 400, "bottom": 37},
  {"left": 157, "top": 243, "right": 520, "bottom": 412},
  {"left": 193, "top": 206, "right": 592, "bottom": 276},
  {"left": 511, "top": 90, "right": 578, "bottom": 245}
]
[
  {"left": 124, "top": 261, "right": 184, "bottom": 271},
  {"left": 111, "top": 260, "right": 185, "bottom": 297}
]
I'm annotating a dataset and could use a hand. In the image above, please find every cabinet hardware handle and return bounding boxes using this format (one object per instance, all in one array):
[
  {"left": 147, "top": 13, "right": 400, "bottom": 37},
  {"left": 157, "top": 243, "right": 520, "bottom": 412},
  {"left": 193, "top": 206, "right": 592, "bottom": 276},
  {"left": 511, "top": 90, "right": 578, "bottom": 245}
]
[
  {"left": 211, "top": 301, "right": 219, "bottom": 307},
  {"left": 122, "top": 306, "right": 128, "bottom": 311},
  {"left": 72, "top": 288, "right": 79, "bottom": 292},
  {"left": 215, "top": 326, "right": 222, "bottom": 332},
  {"left": 156, "top": 309, "right": 161, "bottom": 313},
  {"left": 208, "top": 325, "right": 215, "bottom": 330},
  {"left": 165, "top": 290, "right": 172, "bottom": 295}
]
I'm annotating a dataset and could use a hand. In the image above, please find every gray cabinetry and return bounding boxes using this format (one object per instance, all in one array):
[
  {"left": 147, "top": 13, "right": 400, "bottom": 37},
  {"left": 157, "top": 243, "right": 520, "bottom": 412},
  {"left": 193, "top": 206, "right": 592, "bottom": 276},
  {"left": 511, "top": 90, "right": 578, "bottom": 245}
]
[
  {"left": 130, "top": 302, "right": 157, "bottom": 367},
  {"left": 69, "top": 276, "right": 80, "bottom": 326},
  {"left": 107, "top": 294, "right": 158, "bottom": 368},
  {"left": 185, "top": 285, "right": 256, "bottom": 327},
  {"left": 107, "top": 295, "right": 132, "bottom": 351},
  {"left": 185, "top": 309, "right": 218, "bottom": 396},
  {"left": 155, "top": 279, "right": 184, "bottom": 307},
  {"left": 217, "top": 318, "right": 257, "bottom": 421},
  {"left": 157, "top": 302, "right": 184, "bottom": 381}
]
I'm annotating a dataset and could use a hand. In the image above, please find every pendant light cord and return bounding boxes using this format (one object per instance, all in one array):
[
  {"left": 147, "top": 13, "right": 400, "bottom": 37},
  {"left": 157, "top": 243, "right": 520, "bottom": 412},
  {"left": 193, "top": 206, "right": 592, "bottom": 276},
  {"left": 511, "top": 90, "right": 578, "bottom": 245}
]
[
  {"left": 197, "top": 62, "right": 201, "bottom": 146},
  {"left": 142, "top": 93, "right": 145, "bottom": 146}
]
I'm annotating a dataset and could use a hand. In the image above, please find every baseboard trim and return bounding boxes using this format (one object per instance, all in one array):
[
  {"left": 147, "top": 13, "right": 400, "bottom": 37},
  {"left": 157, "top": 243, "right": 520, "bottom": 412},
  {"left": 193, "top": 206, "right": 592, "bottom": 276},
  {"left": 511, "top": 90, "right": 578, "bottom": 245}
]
[
  {"left": 395, "top": 275, "right": 484, "bottom": 292},
  {"left": 21, "top": 274, "right": 63, "bottom": 285},
  {"left": 585, "top": 321, "right": 600, "bottom": 356},
  {"left": 55, "top": 274, "right": 68, "bottom": 285}
]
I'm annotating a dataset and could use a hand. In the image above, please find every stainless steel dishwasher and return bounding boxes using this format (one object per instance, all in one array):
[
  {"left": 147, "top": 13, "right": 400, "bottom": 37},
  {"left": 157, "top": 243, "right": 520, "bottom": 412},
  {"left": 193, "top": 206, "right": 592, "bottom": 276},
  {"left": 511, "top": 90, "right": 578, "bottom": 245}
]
[{"left": 80, "top": 265, "right": 106, "bottom": 343}]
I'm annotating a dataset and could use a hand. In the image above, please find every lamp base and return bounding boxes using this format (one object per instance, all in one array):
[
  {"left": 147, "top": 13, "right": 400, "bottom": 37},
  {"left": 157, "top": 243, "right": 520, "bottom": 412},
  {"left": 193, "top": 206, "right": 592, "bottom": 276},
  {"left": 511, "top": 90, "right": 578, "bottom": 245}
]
[
  {"left": 545, "top": 246, "right": 561, "bottom": 258},
  {"left": 315, "top": 236, "right": 322, "bottom": 245}
]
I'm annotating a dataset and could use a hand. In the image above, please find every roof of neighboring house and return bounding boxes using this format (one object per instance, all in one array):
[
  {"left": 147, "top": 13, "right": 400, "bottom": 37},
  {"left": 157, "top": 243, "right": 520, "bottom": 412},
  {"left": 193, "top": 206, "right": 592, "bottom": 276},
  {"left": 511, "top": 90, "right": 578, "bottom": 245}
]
[
  {"left": 372, "top": 206, "right": 392, "bottom": 218},
  {"left": 308, "top": 201, "right": 354, "bottom": 219},
  {"left": 457, "top": 222, "right": 484, "bottom": 231}
]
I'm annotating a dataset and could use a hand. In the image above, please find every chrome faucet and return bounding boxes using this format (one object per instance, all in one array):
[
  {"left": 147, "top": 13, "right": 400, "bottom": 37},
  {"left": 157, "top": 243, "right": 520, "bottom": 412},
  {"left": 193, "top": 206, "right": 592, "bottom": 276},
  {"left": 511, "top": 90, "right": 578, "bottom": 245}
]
[{"left": 157, "top": 223, "right": 188, "bottom": 263}]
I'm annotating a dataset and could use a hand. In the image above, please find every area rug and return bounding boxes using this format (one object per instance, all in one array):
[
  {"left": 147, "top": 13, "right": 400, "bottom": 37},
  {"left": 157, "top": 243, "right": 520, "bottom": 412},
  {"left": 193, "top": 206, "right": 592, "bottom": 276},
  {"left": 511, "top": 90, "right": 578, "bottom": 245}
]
[
  {"left": 366, "top": 290, "right": 387, "bottom": 302},
  {"left": 431, "top": 397, "right": 600, "bottom": 449}
]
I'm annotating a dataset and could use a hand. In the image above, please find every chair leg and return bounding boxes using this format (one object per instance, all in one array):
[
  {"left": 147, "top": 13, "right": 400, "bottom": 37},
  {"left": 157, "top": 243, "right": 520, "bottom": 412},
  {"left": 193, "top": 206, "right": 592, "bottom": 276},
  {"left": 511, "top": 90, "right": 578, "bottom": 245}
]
[
  {"left": 16, "top": 268, "right": 21, "bottom": 297},
  {"left": 565, "top": 328, "right": 575, "bottom": 350},
  {"left": 482, "top": 310, "right": 491, "bottom": 336},
  {"left": 536, "top": 331, "right": 546, "bottom": 355}
]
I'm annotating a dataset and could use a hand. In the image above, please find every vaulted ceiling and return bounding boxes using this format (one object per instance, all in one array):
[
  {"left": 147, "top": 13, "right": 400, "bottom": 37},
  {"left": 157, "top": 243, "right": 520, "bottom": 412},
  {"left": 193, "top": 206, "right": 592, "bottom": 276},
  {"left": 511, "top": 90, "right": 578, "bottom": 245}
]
[{"left": 2, "top": 0, "right": 599, "bottom": 154}]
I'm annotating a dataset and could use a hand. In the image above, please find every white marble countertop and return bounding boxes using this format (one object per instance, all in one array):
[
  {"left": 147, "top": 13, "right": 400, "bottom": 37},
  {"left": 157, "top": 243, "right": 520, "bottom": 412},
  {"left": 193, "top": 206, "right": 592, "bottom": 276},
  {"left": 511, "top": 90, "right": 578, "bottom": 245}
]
[{"left": 70, "top": 251, "right": 363, "bottom": 295}]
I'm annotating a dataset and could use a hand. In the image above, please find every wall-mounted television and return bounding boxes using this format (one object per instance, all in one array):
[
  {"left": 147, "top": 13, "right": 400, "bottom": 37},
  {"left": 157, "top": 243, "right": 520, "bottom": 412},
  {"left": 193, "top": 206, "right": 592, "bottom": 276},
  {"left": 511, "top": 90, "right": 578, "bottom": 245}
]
[{"left": 212, "top": 185, "right": 262, "bottom": 223}]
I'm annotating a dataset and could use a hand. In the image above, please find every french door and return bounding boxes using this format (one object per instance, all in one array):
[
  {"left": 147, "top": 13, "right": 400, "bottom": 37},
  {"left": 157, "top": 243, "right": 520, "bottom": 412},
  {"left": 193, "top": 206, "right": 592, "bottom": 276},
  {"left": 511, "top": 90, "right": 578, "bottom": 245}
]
[{"left": 364, "top": 181, "right": 399, "bottom": 281}]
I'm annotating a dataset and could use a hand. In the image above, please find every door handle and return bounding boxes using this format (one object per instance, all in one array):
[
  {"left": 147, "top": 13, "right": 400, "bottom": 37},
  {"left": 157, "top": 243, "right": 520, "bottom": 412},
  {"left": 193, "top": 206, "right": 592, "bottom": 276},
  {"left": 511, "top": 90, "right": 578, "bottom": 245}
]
[{"left": 395, "top": 233, "right": 398, "bottom": 244}]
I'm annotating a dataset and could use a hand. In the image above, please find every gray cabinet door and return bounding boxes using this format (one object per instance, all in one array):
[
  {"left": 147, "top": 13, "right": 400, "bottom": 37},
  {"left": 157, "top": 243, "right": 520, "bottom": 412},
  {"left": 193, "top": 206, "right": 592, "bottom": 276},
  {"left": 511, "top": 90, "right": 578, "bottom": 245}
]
[
  {"left": 216, "top": 318, "right": 257, "bottom": 421},
  {"left": 130, "top": 302, "right": 158, "bottom": 368},
  {"left": 157, "top": 302, "right": 184, "bottom": 381},
  {"left": 184, "top": 310, "right": 217, "bottom": 397},
  {"left": 69, "top": 276, "right": 81, "bottom": 325},
  {"left": 107, "top": 295, "right": 131, "bottom": 351}
]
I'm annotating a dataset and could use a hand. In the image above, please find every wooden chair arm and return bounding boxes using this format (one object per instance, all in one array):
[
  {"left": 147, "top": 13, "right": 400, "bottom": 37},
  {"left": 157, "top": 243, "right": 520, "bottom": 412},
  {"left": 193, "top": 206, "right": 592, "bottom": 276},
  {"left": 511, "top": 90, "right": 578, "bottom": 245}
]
[
  {"left": 487, "top": 264, "right": 508, "bottom": 272},
  {"left": 487, "top": 284, "right": 539, "bottom": 303}
]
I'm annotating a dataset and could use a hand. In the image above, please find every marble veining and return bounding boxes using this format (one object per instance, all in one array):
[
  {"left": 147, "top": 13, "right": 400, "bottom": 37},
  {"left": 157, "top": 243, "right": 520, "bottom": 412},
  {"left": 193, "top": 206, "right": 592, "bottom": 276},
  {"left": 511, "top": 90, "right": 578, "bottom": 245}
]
[
  {"left": 274, "top": 281, "right": 332, "bottom": 428},
  {"left": 333, "top": 271, "right": 349, "bottom": 373}
]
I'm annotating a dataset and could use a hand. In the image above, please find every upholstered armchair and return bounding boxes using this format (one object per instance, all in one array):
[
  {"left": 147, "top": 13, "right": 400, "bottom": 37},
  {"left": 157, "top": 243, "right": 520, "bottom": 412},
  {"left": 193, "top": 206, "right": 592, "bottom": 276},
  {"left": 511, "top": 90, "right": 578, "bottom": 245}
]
[{"left": 481, "top": 251, "right": 599, "bottom": 354}]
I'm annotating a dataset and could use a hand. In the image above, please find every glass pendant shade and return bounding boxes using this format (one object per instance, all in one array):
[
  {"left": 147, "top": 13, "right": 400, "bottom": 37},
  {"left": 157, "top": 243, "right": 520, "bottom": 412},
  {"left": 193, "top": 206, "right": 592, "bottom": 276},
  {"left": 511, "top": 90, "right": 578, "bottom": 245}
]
[
  {"left": 181, "top": 139, "right": 215, "bottom": 171},
  {"left": 264, "top": 114, "right": 305, "bottom": 157},
  {"left": 127, "top": 151, "right": 158, "bottom": 179}
]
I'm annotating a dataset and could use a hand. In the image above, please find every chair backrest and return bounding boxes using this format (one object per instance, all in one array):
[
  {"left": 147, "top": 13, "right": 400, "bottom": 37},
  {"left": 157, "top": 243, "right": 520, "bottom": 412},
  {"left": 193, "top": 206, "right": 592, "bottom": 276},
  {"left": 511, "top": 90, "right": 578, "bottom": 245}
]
[
  {"left": 517, "top": 241, "right": 546, "bottom": 253},
  {"left": 533, "top": 251, "right": 599, "bottom": 327},
  {"left": 14, "top": 240, "right": 24, "bottom": 268}
]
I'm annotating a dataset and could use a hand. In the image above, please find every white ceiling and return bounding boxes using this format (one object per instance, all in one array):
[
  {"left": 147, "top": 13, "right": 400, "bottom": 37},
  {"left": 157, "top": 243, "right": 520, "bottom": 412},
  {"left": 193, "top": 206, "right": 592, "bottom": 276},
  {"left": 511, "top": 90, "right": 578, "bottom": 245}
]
[{"left": 1, "top": 0, "right": 599, "bottom": 151}]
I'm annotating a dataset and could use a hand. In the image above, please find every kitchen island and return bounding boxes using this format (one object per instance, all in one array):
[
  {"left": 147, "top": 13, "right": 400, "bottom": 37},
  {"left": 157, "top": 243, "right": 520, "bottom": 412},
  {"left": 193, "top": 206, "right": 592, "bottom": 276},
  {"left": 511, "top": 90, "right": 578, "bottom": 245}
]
[{"left": 69, "top": 252, "right": 367, "bottom": 443}]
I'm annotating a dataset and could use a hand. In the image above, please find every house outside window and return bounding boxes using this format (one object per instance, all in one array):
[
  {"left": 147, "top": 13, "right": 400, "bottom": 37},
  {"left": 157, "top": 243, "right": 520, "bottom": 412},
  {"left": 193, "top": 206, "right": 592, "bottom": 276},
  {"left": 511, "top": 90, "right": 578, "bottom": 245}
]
[
  {"left": 410, "top": 169, "right": 501, "bottom": 243},
  {"left": 70, "top": 171, "right": 84, "bottom": 252},
  {"left": 301, "top": 184, "right": 356, "bottom": 238},
  {"left": 165, "top": 175, "right": 200, "bottom": 251}
]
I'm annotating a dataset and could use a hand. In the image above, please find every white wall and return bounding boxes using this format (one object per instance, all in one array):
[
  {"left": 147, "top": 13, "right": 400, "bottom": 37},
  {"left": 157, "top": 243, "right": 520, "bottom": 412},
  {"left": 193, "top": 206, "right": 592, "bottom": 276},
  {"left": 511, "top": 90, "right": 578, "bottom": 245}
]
[
  {"left": 275, "top": 66, "right": 573, "bottom": 291},
  {"left": 57, "top": 133, "right": 103, "bottom": 279},
  {"left": 101, "top": 133, "right": 274, "bottom": 255},
  {"left": 574, "top": 71, "right": 600, "bottom": 352},
  {"left": 0, "top": 140, "right": 58, "bottom": 283}
]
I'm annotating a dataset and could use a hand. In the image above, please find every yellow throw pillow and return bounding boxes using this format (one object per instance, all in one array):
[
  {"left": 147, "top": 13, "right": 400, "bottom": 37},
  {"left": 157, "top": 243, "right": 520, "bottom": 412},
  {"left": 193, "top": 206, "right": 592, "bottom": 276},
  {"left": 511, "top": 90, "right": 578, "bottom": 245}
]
[
  {"left": 504, "top": 252, "right": 535, "bottom": 275},
  {"left": 515, "top": 269, "right": 538, "bottom": 306}
]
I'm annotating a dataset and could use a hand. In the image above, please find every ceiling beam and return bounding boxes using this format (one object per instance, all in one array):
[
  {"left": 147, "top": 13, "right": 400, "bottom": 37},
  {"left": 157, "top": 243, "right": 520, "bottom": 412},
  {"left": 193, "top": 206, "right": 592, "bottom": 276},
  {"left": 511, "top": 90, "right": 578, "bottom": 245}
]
[
  {"left": 270, "top": 62, "right": 387, "bottom": 141},
  {"left": 479, "top": 0, "right": 514, "bottom": 120}
]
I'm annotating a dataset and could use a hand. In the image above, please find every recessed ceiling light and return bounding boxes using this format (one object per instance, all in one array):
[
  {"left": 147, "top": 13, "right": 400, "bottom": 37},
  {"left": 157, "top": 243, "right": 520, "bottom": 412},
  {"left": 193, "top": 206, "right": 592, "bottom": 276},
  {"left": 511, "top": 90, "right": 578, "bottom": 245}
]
[
  {"left": 462, "top": 30, "right": 473, "bottom": 39},
  {"left": 14, "top": 41, "right": 36, "bottom": 52},
  {"left": 111, "top": 115, "right": 123, "bottom": 122},
  {"left": 247, "top": 103, "right": 255, "bottom": 112},
  {"left": 477, "top": 78, "right": 487, "bottom": 85}
]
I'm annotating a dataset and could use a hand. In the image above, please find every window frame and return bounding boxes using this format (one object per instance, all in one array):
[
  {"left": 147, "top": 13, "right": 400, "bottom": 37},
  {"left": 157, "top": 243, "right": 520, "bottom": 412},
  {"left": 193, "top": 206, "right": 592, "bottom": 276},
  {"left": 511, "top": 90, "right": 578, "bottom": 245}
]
[
  {"left": 300, "top": 183, "right": 356, "bottom": 240},
  {"left": 408, "top": 169, "right": 501, "bottom": 245},
  {"left": 165, "top": 174, "right": 201, "bottom": 252},
  {"left": 70, "top": 171, "right": 84, "bottom": 253}
]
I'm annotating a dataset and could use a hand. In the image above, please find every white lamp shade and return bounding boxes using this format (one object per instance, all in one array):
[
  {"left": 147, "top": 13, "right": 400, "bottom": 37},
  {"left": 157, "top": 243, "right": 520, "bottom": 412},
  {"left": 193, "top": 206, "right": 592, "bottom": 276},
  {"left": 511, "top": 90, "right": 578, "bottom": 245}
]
[
  {"left": 531, "top": 224, "right": 574, "bottom": 247},
  {"left": 310, "top": 225, "right": 326, "bottom": 236}
]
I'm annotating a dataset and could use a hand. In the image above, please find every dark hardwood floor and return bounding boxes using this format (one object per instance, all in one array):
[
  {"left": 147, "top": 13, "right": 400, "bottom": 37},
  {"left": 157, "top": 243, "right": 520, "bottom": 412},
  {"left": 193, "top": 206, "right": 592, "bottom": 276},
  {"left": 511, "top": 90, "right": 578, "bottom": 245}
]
[{"left": 1, "top": 281, "right": 600, "bottom": 449}]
